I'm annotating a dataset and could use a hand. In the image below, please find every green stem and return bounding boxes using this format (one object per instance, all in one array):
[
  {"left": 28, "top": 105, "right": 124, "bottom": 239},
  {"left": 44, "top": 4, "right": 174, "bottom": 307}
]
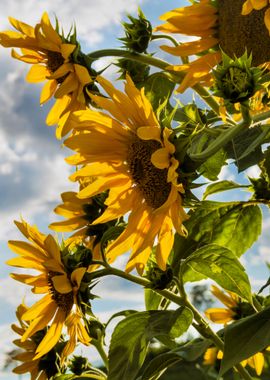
[
  {"left": 193, "top": 84, "right": 220, "bottom": 115},
  {"left": 93, "top": 340, "right": 109, "bottom": 370},
  {"left": 88, "top": 48, "right": 170, "bottom": 71},
  {"left": 151, "top": 34, "right": 179, "bottom": 47},
  {"left": 253, "top": 296, "right": 263, "bottom": 312}
]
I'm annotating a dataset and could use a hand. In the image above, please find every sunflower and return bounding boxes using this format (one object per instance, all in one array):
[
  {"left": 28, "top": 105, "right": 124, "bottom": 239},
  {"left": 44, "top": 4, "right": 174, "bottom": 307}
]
[
  {"left": 155, "top": 0, "right": 270, "bottom": 92},
  {"left": 12, "top": 303, "right": 48, "bottom": 380},
  {"left": 64, "top": 75, "right": 188, "bottom": 274},
  {"left": 0, "top": 12, "right": 92, "bottom": 138},
  {"left": 203, "top": 346, "right": 266, "bottom": 376},
  {"left": 49, "top": 189, "right": 104, "bottom": 270},
  {"left": 7, "top": 219, "right": 90, "bottom": 359},
  {"left": 204, "top": 285, "right": 239, "bottom": 324},
  {"left": 204, "top": 285, "right": 267, "bottom": 376}
]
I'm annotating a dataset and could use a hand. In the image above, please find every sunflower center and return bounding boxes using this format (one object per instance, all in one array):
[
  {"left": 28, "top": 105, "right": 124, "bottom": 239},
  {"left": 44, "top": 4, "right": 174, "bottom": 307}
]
[
  {"left": 48, "top": 271, "right": 73, "bottom": 314},
  {"left": 46, "top": 51, "right": 67, "bottom": 83},
  {"left": 127, "top": 138, "right": 171, "bottom": 209},
  {"left": 218, "top": 0, "right": 270, "bottom": 66}
]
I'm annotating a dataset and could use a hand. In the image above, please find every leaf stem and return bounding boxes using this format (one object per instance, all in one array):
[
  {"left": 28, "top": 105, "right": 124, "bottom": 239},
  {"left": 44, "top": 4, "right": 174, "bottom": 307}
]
[{"left": 151, "top": 34, "right": 179, "bottom": 47}]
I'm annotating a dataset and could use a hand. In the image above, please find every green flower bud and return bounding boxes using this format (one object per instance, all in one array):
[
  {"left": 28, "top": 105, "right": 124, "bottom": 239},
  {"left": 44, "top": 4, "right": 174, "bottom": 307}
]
[
  {"left": 120, "top": 8, "right": 152, "bottom": 53},
  {"left": 87, "top": 319, "right": 105, "bottom": 341},
  {"left": 146, "top": 262, "right": 173, "bottom": 290},
  {"left": 212, "top": 51, "right": 264, "bottom": 104},
  {"left": 69, "top": 355, "right": 91, "bottom": 375}
]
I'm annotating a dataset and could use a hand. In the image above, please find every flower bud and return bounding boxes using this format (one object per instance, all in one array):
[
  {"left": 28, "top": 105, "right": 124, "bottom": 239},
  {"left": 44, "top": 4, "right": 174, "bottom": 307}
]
[
  {"left": 212, "top": 51, "right": 264, "bottom": 104},
  {"left": 120, "top": 9, "right": 152, "bottom": 53}
]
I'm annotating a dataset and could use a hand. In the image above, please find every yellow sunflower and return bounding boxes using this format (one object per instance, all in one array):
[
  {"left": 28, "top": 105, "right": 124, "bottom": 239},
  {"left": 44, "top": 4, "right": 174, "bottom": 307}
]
[
  {"left": 0, "top": 12, "right": 92, "bottom": 138},
  {"left": 204, "top": 285, "right": 239, "bottom": 324},
  {"left": 203, "top": 347, "right": 266, "bottom": 376},
  {"left": 49, "top": 190, "right": 103, "bottom": 271},
  {"left": 204, "top": 285, "right": 267, "bottom": 376},
  {"left": 155, "top": 0, "right": 270, "bottom": 92},
  {"left": 12, "top": 303, "right": 48, "bottom": 380},
  {"left": 7, "top": 219, "right": 90, "bottom": 359},
  {"left": 64, "top": 75, "right": 188, "bottom": 274}
]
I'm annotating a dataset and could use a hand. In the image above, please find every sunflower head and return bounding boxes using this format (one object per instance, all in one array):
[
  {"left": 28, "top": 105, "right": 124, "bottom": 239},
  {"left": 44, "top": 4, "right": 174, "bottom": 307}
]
[
  {"left": 120, "top": 8, "right": 152, "bottom": 53},
  {"left": 12, "top": 303, "right": 66, "bottom": 379},
  {"left": 212, "top": 51, "right": 264, "bottom": 104}
]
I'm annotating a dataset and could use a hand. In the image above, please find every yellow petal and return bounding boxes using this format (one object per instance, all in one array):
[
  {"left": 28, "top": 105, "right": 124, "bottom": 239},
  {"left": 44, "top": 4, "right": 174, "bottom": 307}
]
[
  {"left": 205, "top": 307, "right": 235, "bottom": 324},
  {"left": 264, "top": 7, "right": 270, "bottom": 34},
  {"left": 51, "top": 274, "right": 72, "bottom": 294},
  {"left": 46, "top": 96, "right": 71, "bottom": 126},
  {"left": 61, "top": 43, "right": 76, "bottom": 59},
  {"left": 71, "top": 267, "right": 87, "bottom": 289},
  {"left": 136, "top": 126, "right": 161, "bottom": 142},
  {"left": 74, "top": 63, "right": 92, "bottom": 85},
  {"left": 34, "top": 310, "right": 66, "bottom": 358},
  {"left": 40, "top": 12, "right": 62, "bottom": 47},
  {"left": 247, "top": 352, "right": 264, "bottom": 376},
  {"left": 242, "top": 0, "right": 253, "bottom": 14},
  {"left": 40, "top": 79, "right": 57, "bottom": 104},
  {"left": 151, "top": 148, "right": 170, "bottom": 169},
  {"left": 26, "top": 64, "right": 50, "bottom": 83},
  {"left": 54, "top": 72, "right": 78, "bottom": 98}
]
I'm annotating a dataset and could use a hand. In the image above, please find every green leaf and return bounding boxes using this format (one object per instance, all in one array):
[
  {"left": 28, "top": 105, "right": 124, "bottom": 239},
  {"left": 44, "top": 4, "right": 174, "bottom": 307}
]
[
  {"left": 105, "top": 310, "right": 138, "bottom": 328},
  {"left": 181, "top": 244, "right": 252, "bottom": 303},
  {"left": 185, "top": 201, "right": 262, "bottom": 257},
  {"left": 144, "top": 72, "right": 175, "bottom": 111},
  {"left": 203, "top": 181, "right": 249, "bottom": 200},
  {"left": 140, "top": 339, "right": 211, "bottom": 380},
  {"left": 141, "top": 352, "right": 182, "bottom": 380},
  {"left": 198, "top": 148, "right": 227, "bottom": 181},
  {"left": 145, "top": 288, "right": 163, "bottom": 310},
  {"left": 159, "top": 361, "right": 207, "bottom": 380},
  {"left": 225, "top": 126, "right": 264, "bottom": 172},
  {"left": 173, "top": 338, "right": 212, "bottom": 362},
  {"left": 108, "top": 308, "right": 193, "bottom": 380},
  {"left": 100, "top": 225, "right": 125, "bottom": 252},
  {"left": 220, "top": 307, "right": 270, "bottom": 375}
]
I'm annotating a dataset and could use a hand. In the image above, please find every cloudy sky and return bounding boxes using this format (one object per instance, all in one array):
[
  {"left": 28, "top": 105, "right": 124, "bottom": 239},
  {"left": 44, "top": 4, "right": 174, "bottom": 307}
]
[{"left": 0, "top": 0, "right": 269, "bottom": 378}]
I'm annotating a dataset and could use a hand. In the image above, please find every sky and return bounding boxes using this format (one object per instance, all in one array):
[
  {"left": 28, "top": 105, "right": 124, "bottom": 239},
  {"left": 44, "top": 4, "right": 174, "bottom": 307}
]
[{"left": 0, "top": 0, "right": 269, "bottom": 378}]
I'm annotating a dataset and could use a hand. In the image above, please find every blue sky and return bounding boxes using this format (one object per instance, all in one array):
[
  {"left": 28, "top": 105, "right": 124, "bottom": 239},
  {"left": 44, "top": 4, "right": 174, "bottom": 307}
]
[{"left": 0, "top": 0, "right": 269, "bottom": 378}]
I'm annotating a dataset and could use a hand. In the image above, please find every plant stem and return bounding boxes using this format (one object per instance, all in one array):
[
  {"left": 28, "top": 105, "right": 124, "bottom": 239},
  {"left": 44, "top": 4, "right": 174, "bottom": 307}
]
[
  {"left": 93, "top": 340, "right": 109, "bottom": 370},
  {"left": 88, "top": 48, "right": 170, "bottom": 71},
  {"left": 151, "top": 34, "right": 179, "bottom": 47}
]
